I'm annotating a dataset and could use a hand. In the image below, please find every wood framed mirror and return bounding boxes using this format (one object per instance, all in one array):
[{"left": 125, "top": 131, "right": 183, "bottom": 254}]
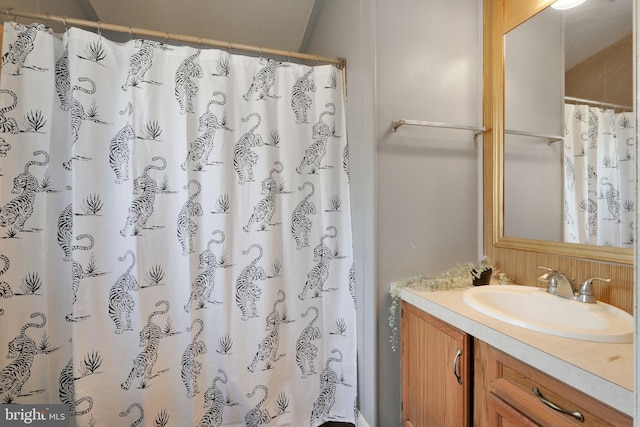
[{"left": 483, "top": 0, "right": 634, "bottom": 266}]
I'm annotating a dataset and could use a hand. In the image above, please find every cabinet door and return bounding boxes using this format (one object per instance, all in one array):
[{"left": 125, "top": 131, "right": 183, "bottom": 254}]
[{"left": 401, "top": 301, "right": 471, "bottom": 427}]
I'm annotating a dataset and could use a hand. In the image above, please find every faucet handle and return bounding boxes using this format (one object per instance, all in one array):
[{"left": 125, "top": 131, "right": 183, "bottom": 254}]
[
  {"left": 536, "top": 265, "right": 554, "bottom": 281},
  {"left": 575, "top": 277, "right": 611, "bottom": 304}
]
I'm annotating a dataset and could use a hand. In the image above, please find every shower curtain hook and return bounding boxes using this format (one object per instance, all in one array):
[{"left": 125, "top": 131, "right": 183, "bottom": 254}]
[
  {"left": 198, "top": 38, "right": 202, "bottom": 49},
  {"left": 316, "top": 54, "right": 319, "bottom": 66},
  {"left": 164, "top": 32, "right": 169, "bottom": 44},
  {"left": 227, "top": 41, "right": 231, "bottom": 53},
  {"left": 46, "top": 13, "right": 51, "bottom": 28},
  {"left": 5, "top": 7, "right": 12, "bottom": 22},
  {"left": 128, "top": 26, "right": 133, "bottom": 40},
  {"left": 62, "top": 15, "right": 68, "bottom": 31},
  {"left": 97, "top": 20, "right": 102, "bottom": 37},
  {"left": 287, "top": 51, "right": 291, "bottom": 64}
]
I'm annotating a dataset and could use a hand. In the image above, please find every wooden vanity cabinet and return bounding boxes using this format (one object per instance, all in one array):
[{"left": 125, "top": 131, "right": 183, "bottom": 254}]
[
  {"left": 401, "top": 301, "right": 472, "bottom": 427},
  {"left": 473, "top": 339, "right": 632, "bottom": 427}
]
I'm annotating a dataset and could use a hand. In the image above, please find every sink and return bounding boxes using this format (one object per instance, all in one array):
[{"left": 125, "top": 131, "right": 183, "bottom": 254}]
[{"left": 462, "top": 285, "right": 633, "bottom": 343}]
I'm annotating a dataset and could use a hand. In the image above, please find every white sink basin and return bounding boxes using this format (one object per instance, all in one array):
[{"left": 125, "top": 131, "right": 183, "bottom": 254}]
[{"left": 462, "top": 285, "right": 633, "bottom": 343}]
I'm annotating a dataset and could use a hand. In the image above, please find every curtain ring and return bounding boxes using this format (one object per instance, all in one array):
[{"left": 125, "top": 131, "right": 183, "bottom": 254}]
[
  {"left": 227, "top": 41, "right": 231, "bottom": 53},
  {"left": 6, "top": 7, "right": 16, "bottom": 23},
  {"left": 62, "top": 15, "right": 68, "bottom": 31},
  {"left": 259, "top": 47, "right": 263, "bottom": 59},
  {"left": 198, "top": 38, "right": 202, "bottom": 49},
  {"left": 97, "top": 20, "right": 102, "bottom": 37},
  {"left": 129, "top": 26, "right": 133, "bottom": 40}
]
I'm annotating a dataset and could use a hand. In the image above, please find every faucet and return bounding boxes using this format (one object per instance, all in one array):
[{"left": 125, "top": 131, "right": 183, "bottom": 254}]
[
  {"left": 537, "top": 266, "right": 610, "bottom": 304},
  {"left": 537, "top": 266, "right": 576, "bottom": 299}
]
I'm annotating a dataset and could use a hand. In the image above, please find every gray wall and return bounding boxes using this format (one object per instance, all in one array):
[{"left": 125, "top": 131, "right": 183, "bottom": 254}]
[{"left": 308, "top": 1, "right": 483, "bottom": 425}]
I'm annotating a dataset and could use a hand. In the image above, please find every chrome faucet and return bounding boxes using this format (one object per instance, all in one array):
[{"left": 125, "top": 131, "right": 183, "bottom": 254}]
[
  {"left": 537, "top": 266, "right": 610, "bottom": 304},
  {"left": 537, "top": 266, "right": 576, "bottom": 299}
]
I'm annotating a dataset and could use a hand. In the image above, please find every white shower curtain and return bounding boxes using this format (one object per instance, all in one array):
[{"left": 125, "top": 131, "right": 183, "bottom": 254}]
[
  {"left": 563, "top": 103, "right": 635, "bottom": 247},
  {"left": 0, "top": 22, "right": 357, "bottom": 427}
]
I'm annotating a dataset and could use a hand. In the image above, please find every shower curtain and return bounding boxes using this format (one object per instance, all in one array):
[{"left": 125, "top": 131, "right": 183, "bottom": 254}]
[
  {"left": 0, "top": 22, "right": 357, "bottom": 427},
  {"left": 563, "top": 103, "right": 635, "bottom": 247}
]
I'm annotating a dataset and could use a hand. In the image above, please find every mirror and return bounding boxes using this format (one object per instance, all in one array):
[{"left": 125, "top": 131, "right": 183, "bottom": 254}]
[{"left": 495, "top": 0, "right": 634, "bottom": 263}]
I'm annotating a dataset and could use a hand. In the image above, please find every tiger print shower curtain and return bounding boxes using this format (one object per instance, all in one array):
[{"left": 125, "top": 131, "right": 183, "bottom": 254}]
[
  {"left": 0, "top": 22, "right": 357, "bottom": 427},
  {"left": 562, "top": 104, "right": 635, "bottom": 247}
]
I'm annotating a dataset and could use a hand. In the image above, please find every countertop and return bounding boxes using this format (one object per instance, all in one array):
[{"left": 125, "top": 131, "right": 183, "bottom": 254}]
[{"left": 398, "top": 284, "right": 634, "bottom": 416}]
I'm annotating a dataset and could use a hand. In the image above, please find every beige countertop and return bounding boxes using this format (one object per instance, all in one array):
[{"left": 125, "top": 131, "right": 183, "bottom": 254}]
[{"left": 397, "top": 284, "right": 634, "bottom": 416}]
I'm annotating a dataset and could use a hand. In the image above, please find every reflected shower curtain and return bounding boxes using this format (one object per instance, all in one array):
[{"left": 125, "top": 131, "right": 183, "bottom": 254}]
[
  {"left": 0, "top": 22, "right": 357, "bottom": 427},
  {"left": 563, "top": 104, "right": 635, "bottom": 247}
]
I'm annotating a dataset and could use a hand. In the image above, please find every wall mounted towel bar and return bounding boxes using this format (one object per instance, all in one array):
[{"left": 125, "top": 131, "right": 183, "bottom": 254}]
[
  {"left": 390, "top": 120, "right": 563, "bottom": 144},
  {"left": 505, "top": 129, "right": 563, "bottom": 144},
  {"left": 391, "top": 119, "right": 486, "bottom": 143}
]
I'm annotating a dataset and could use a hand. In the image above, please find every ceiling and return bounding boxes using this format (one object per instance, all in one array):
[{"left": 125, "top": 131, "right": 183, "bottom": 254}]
[
  {"left": 563, "top": 0, "right": 633, "bottom": 69},
  {"left": 0, "top": 0, "right": 319, "bottom": 53}
]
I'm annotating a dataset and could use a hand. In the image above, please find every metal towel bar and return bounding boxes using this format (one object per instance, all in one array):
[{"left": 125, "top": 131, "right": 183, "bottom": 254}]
[
  {"left": 390, "top": 120, "right": 563, "bottom": 145},
  {"left": 391, "top": 119, "right": 486, "bottom": 142},
  {"left": 505, "top": 129, "right": 563, "bottom": 144}
]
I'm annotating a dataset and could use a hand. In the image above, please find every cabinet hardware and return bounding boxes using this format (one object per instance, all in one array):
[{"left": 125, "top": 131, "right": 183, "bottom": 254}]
[
  {"left": 532, "top": 387, "right": 584, "bottom": 422},
  {"left": 452, "top": 348, "right": 463, "bottom": 384}
]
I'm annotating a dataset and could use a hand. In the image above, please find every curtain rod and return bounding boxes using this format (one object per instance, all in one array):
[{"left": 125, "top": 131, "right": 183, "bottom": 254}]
[
  {"left": 3, "top": 7, "right": 345, "bottom": 69},
  {"left": 565, "top": 96, "right": 632, "bottom": 111}
]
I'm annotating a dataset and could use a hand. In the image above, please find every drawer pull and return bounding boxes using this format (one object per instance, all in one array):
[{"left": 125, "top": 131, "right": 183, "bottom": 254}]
[
  {"left": 452, "top": 348, "right": 463, "bottom": 384},
  {"left": 532, "top": 387, "right": 584, "bottom": 422}
]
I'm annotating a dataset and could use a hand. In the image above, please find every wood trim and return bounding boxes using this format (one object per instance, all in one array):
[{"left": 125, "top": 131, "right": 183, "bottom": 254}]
[
  {"left": 483, "top": 0, "right": 502, "bottom": 262},
  {"left": 482, "top": 0, "right": 634, "bottom": 312},
  {"left": 494, "top": 237, "right": 634, "bottom": 265},
  {"left": 473, "top": 337, "right": 491, "bottom": 426},
  {"left": 503, "top": 0, "right": 555, "bottom": 33}
]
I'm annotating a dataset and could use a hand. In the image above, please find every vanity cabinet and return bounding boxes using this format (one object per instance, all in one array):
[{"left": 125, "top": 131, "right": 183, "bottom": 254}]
[
  {"left": 401, "top": 301, "right": 471, "bottom": 427},
  {"left": 474, "top": 339, "right": 633, "bottom": 427}
]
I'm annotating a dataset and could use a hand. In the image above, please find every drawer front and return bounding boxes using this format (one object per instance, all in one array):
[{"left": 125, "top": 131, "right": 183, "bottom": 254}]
[
  {"left": 487, "top": 346, "right": 632, "bottom": 427},
  {"left": 490, "top": 377, "right": 592, "bottom": 426}
]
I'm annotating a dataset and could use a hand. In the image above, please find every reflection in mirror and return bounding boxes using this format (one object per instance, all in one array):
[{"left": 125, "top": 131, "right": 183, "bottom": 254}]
[{"left": 503, "top": 0, "right": 634, "bottom": 248}]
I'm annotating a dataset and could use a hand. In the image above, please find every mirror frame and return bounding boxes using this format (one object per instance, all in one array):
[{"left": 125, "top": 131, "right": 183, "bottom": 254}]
[{"left": 483, "top": 0, "right": 634, "bottom": 265}]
